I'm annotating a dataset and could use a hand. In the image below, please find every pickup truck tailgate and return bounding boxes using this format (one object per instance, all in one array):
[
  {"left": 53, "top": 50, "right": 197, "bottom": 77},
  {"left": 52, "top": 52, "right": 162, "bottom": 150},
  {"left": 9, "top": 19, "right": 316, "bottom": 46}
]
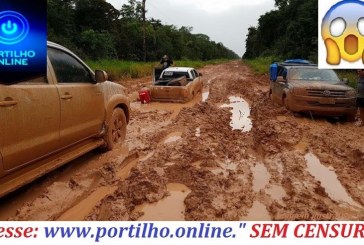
[{"left": 150, "top": 86, "right": 190, "bottom": 102}]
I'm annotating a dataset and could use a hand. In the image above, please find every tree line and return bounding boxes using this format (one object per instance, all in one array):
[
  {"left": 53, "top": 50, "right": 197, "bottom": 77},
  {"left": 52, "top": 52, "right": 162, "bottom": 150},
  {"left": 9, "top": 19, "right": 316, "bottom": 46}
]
[
  {"left": 243, "top": 0, "right": 318, "bottom": 62},
  {"left": 48, "top": 0, "right": 238, "bottom": 61}
]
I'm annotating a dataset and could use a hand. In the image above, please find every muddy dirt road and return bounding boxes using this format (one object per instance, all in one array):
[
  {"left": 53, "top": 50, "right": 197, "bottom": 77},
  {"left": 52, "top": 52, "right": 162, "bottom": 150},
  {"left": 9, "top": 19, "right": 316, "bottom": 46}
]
[{"left": 1, "top": 61, "right": 363, "bottom": 221}]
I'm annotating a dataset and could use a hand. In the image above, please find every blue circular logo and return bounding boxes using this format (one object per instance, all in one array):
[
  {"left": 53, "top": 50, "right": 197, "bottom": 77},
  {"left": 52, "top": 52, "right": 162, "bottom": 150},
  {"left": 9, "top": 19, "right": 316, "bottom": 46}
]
[{"left": 0, "top": 11, "right": 29, "bottom": 45}]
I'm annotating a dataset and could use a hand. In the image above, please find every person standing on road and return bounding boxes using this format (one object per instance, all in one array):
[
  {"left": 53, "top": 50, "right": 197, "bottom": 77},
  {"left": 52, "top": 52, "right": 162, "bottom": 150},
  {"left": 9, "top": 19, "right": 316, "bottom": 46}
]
[
  {"left": 357, "top": 70, "right": 364, "bottom": 124},
  {"left": 160, "top": 54, "right": 173, "bottom": 69}
]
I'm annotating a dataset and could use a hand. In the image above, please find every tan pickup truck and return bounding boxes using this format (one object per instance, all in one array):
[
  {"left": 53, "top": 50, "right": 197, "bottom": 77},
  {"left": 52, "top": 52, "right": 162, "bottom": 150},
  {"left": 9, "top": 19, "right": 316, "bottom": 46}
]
[
  {"left": 269, "top": 61, "right": 357, "bottom": 120},
  {"left": 150, "top": 67, "right": 203, "bottom": 103},
  {"left": 0, "top": 42, "right": 130, "bottom": 197}
]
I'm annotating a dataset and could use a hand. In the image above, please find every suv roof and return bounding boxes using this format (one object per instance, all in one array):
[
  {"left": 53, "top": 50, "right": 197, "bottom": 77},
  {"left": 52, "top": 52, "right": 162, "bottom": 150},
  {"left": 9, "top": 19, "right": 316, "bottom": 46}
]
[
  {"left": 47, "top": 41, "right": 72, "bottom": 52},
  {"left": 278, "top": 59, "right": 316, "bottom": 67},
  {"left": 270, "top": 59, "right": 316, "bottom": 81},
  {"left": 285, "top": 65, "right": 318, "bottom": 70}
]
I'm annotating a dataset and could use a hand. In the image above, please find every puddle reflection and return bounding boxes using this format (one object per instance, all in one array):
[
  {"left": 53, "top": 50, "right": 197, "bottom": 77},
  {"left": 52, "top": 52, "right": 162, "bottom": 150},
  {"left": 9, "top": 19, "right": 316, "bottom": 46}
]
[
  {"left": 136, "top": 183, "right": 191, "bottom": 221},
  {"left": 251, "top": 163, "right": 270, "bottom": 192},
  {"left": 241, "top": 201, "right": 271, "bottom": 221},
  {"left": 305, "top": 153, "right": 362, "bottom": 208},
  {"left": 221, "top": 96, "right": 252, "bottom": 132}
]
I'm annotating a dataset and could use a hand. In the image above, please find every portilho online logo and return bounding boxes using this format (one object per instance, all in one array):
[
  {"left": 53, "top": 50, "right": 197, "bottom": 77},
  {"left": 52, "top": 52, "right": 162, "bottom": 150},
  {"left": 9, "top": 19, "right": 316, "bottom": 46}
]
[{"left": 0, "top": 11, "right": 29, "bottom": 45}]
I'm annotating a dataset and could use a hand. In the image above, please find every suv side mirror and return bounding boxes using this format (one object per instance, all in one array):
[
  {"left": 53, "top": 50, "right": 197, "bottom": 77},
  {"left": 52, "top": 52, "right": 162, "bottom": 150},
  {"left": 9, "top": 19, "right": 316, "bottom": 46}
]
[
  {"left": 95, "top": 70, "right": 108, "bottom": 83},
  {"left": 342, "top": 78, "right": 348, "bottom": 84}
]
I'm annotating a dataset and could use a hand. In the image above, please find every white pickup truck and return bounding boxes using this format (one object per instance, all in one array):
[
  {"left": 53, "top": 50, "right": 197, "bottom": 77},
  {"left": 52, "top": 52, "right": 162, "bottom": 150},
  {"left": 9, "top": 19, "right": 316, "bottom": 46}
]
[{"left": 150, "top": 67, "right": 203, "bottom": 103}]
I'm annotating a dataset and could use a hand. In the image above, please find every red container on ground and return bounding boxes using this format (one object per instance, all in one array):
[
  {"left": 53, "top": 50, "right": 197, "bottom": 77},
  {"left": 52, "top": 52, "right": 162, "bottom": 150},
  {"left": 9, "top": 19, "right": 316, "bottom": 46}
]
[{"left": 139, "top": 90, "right": 151, "bottom": 104}]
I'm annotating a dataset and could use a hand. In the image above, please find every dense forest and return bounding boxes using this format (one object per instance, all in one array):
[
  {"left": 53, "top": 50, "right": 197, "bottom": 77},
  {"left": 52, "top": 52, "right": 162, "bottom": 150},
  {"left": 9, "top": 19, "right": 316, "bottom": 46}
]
[
  {"left": 47, "top": 0, "right": 238, "bottom": 61},
  {"left": 243, "top": 0, "right": 318, "bottom": 62}
]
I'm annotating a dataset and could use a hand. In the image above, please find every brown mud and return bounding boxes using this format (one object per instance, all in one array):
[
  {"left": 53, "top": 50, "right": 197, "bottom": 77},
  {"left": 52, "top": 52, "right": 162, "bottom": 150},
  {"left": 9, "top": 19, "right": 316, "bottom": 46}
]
[{"left": 0, "top": 61, "right": 363, "bottom": 221}]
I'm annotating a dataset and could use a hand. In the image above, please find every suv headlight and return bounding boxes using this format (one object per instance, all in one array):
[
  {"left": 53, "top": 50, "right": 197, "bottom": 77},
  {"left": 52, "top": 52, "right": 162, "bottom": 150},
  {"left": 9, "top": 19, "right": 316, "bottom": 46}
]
[{"left": 345, "top": 90, "right": 357, "bottom": 97}]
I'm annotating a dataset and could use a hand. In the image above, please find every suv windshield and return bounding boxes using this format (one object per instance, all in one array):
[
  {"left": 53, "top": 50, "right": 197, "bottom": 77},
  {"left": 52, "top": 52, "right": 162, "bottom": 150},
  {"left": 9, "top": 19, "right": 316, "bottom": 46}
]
[{"left": 289, "top": 68, "right": 340, "bottom": 82}]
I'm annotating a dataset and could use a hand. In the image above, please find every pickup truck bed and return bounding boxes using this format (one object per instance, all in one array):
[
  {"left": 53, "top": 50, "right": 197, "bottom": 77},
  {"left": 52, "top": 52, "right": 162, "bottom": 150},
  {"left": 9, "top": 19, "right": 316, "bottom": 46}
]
[{"left": 150, "top": 67, "right": 203, "bottom": 103}]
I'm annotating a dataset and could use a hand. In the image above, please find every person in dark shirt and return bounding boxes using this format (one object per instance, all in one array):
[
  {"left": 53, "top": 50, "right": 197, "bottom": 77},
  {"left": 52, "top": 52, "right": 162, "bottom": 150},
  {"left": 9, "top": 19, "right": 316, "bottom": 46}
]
[
  {"left": 160, "top": 55, "right": 173, "bottom": 69},
  {"left": 357, "top": 70, "right": 364, "bottom": 124}
]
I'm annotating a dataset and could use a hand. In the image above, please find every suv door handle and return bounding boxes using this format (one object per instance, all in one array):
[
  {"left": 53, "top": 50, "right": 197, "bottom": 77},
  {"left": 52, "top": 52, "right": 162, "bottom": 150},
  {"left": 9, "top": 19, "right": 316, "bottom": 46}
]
[
  {"left": 0, "top": 100, "right": 18, "bottom": 107},
  {"left": 60, "top": 93, "right": 73, "bottom": 100}
]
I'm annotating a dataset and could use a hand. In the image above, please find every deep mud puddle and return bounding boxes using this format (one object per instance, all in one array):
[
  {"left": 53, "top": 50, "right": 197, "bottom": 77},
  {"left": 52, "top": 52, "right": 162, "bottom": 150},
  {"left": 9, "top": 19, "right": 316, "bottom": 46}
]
[
  {"left": 131, "top": 90, "right": 207, "bottom": 119},
  {"left": 116, "top": 157, "right": 139, "bottom": 179},
  {"left": 241, "top": 201, "right": 271, "bottom": 221},
  {"left": 251, "top": 163, "right": 270, "bottom": 192},
  {"left": 221, "top": 96, "right": 252, "bottom": 132},
  {"left": 58, "top": 186, "right": 117, "bottom": 221},
  {"left": 58, "top": 154, "right": 139, "bottom": 221},
  {"left": 135, "top": 183, "right": 191, "bottom": 221},
  {"left": 304, "top": 153, "right": 362, "bottom": 209},
  {"left": 266, "top": 185, "right": 287, "bottom": 205}
]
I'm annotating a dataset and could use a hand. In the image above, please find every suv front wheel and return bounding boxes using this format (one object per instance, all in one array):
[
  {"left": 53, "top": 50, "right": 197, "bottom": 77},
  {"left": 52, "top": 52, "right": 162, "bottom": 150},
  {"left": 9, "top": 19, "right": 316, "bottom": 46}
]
[
  {"left": 283, "top": 95, "right": 290, "bottom": 110},
  {"left": 104, "top": 108, "right": 127, "bottom": 150},
  {"left": 345, "top": 111, "right": 357, "bottom": 122}
]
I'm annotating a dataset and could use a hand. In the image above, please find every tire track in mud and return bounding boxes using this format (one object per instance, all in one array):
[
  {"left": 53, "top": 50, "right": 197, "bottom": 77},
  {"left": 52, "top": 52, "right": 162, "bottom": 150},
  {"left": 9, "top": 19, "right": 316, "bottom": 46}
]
[
  {"left": 85, "top": 61, "right": 364, "bottom": 221},
  {"left": 1, "top": 61, "right": 363, "bottom": 221}
]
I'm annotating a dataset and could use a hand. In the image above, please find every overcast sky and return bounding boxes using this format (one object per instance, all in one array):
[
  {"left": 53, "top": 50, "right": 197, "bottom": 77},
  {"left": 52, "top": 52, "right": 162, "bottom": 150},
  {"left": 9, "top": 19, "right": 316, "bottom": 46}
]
[{"left": 106, "top": 0, "right": 276, "bottom": 56}]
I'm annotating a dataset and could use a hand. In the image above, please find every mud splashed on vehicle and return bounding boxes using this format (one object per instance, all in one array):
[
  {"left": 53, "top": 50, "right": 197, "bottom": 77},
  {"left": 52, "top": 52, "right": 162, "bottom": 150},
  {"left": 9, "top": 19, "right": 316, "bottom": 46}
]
[
  {"left": 304, "top": 153, "right": 362, "bottom": 209},
  {"left": 221, "top": 96, "right": 252, "bottom": 132},
  {"left": 135, "top": 183, "right": 191, "bottom": 221}
]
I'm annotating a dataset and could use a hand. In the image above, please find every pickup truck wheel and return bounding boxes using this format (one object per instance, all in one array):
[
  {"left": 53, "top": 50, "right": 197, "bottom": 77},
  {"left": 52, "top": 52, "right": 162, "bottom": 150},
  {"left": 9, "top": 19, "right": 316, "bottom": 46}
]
[
  {"left": 360, "top": 108, "right": 364, "bottom": 123},
  {"left": 104, "top": 108, "right": 126, "bottom": 150},
  {"left": 345, "top": 111, "right": 357, "bottom": 122}
]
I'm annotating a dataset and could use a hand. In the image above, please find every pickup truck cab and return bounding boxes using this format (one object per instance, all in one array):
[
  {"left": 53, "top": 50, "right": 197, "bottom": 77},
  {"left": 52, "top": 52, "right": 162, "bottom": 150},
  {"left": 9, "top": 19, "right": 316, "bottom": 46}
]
[
  {"left": 269, "top": 60, "right": 357, "bottom": 120},
  {"left": 150, "top": 67, "right": 203, "bottom": 103},
  {"left": 0, "top": 41, "right": 130, "bottom": 197}
]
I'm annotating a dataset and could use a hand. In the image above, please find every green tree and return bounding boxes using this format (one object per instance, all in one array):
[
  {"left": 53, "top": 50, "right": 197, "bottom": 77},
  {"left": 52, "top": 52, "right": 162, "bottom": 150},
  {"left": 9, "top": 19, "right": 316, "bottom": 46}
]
[
  {"left": 74, "top": 0, "right": 119, "bottom": 32},
  {"left": 48, "top": 0, "right": 238, "bottom": 61},
  {"left": 243, "top": 0, "right": 318, "bottom": 61},
  {"left": 79, "top": 30, "right": 117, "bottom": 59}
]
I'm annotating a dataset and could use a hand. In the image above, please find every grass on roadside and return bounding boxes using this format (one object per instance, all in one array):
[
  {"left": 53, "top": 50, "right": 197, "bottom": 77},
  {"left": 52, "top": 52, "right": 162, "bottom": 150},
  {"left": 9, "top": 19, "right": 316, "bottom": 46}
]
[
  {"left": 87, "top": 59, "right": 231, "bottom": 81},
  {"left": 243, "top": 56, "right": 279, "bottom": 75},
  {"left": 336, "top": 70, "right": 358, "bottom": 89},
  {"left": 86, "top": 60, "right": 154, "bottom": 81}
]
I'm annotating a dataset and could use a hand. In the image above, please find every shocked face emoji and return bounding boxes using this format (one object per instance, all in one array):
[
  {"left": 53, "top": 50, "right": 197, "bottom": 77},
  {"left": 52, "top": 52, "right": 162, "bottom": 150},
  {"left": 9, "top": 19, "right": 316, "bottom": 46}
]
[{"left": 322, "top": 0, "right": 364, "bottom": 65}]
